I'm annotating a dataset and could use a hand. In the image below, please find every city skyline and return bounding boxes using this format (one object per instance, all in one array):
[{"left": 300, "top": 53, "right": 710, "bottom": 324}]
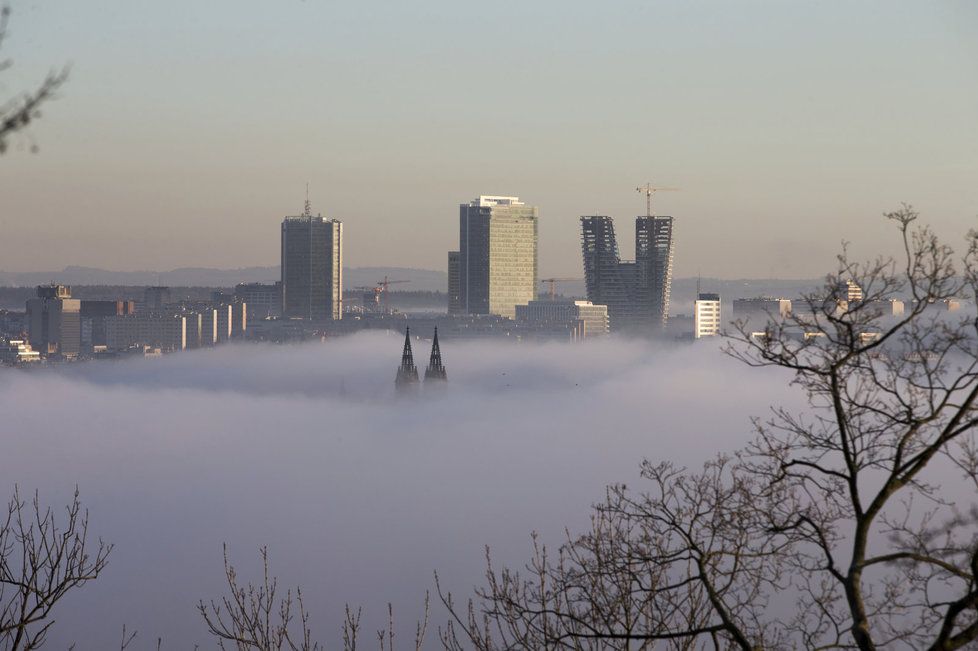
[
  {"left": 3, "top": 4, "right": 978, "bottom": 649},
  {"left": 1, "top": 2, "right": 975, "bottom": 278}
]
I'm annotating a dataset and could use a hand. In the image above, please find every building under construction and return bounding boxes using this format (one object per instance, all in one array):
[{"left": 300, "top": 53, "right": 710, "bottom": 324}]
[{"left": 580, "top": 215, "right": 675, "bottom": 334}]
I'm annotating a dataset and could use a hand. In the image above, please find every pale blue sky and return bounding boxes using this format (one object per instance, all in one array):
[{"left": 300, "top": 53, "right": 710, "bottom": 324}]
[{"left": 1, "top": 1, "right": 976, "bottom": 277}]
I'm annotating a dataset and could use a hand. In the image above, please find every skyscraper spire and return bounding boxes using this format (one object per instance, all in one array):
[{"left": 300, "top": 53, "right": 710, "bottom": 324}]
[
  {"left": 304, "top": 182, "right": 312, "bottom": 217},
  {"left": 424, "top": 327, "right": 447, "bottom": 382},
  {"left": 395, "top": 327, "right": 419, "bottom": 392}
]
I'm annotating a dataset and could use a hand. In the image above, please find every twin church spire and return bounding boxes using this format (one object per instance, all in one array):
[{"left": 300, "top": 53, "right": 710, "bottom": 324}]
[{"left": 395, "top": 327, "right": 447, "bottom": 392}]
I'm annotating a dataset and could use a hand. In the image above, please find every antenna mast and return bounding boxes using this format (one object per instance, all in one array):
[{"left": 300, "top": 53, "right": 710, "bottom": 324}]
[{"left": 304, "top": 182, "right": 312, "bottom": 217}]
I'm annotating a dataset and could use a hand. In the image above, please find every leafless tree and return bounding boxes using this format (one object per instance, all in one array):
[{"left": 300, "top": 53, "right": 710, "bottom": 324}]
[
  {"left": 198, "top": 545, "right": 321, "bottom": 651},
  {"left": 0, "top": 487, "right": 111, "bottom": 650},
  {"left": 199, "top": 546, "right": 430, "bottom": 651},
  {"left": 440, "top": 207, "right": 978, "bottom": 649},
  {"left": 0, "top": 4, "right": 69, "bottom": 154}
]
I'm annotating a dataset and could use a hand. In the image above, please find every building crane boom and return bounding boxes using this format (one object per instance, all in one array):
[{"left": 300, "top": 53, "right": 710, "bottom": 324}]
[
  {"left": 540, "top": 277, "right": 583, "bottom": 301},
  {"left": 636, "top": 182, "right": 680, "bottom": 217}
]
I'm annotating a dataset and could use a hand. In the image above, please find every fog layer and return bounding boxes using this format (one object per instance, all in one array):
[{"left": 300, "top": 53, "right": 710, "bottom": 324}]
[{"left": 0, "top": 333, "right": 800, "bottom": 648}]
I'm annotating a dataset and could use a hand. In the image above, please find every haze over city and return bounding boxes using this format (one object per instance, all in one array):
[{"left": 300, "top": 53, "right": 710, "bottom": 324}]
[
  {"left": 1, "top": 1, "right": 976, "bottom": 277},
  {"left": 2, "top": 2, "right": 978, "bottom": 650}
]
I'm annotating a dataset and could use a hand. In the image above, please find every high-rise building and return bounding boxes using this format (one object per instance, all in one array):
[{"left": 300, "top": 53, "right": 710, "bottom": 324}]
[
  {"left": 459, "top": 196, "right": 538, "bottom": 319},
  {"left": 694, "top": 293, "right": 721, "bottom": 339},
  {"left": 281, "top": 204, "right": 343, "bottom": 320},
  {"left": 580, "top": 215, "right": 675, "bottom": 334},
  {"left": 26, "top": 284, "right": 81, "bottom": 358},
  {"left": 447, "top": 251, "right": 461, "bottom": 315}
]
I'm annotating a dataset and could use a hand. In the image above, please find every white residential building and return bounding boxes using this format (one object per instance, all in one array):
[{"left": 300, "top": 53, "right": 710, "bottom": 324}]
[{"left": 694, "top": 293, "right": 721, "bottom": 339}]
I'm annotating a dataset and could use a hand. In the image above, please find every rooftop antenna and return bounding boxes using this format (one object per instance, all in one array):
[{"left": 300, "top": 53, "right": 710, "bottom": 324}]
[
  {"left": 696, "top": 270, "right": 701, "bottom": 297},
  {"left": 303, "top": 182, "right": 312, "bottom": 217}
]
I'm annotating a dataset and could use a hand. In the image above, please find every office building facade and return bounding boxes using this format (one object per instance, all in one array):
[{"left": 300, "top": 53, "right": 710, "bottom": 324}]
[
  {"left": 26, "top": 285, "right": 81, "bottom": 358},
  {"left": 693, "top": 293, "right": 721, "bottom": 338},
  {"left": 235, "top": 282, "right": 282, "bottom": 319},
  {"left": 447, "top": 251, "right": 461, "bottom": 315},
  {"left": 732, "top": 297, "right": 792, "bottom": 327},
  {"left": 281, "top": 212, "right": 343, "bottom": 320},
  {"left": 580, "top": 215, "right": 675, "bottom": 334},
  {"left": 459, "top": 196, "right": 538, "bottom": 319},
  {"left": 104, "top": 314, "right": 188, "bottom": 352},
  {"left": 516, "top": 299, "right": 610, "bottom": 339}
]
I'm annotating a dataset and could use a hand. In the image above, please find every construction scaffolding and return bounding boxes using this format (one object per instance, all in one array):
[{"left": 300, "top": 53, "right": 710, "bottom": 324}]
[{"left": 580, "top": 215, "right": 675, "bottom": 334}]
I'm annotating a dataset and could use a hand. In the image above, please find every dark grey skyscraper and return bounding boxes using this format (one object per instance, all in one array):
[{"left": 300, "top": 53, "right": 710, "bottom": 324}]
[
  {"left": 581, "top": 215, "right": 674, "bottom": 334},
  {"left": 281, "top": 203, "right": 343, "bottom": 320},
  {"left": 459, "top": 196, "right": 538, "bottom": 319},
  {"left": 447, "top": 251, "right": 461, "bottom": 315}
]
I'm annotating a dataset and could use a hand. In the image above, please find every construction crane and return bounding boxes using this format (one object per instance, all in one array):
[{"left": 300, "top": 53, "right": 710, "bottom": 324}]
[
  {"left": 377, "top": 276, "right": 410, "bottom": 294},
  {"left": 376, "top": 276, "right": 410, "bottom": 311},
  {"left": 540, "top": 277, "right": 583, "bottom": 301},
  {"left": 636, "top": 182, "right": 680, "bottom": 217},
  {"left": 353, "top": 286, "right": 382, "bottom": 309}
]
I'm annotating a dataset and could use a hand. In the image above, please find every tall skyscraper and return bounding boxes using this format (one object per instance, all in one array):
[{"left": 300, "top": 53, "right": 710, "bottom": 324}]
[
  {"left": 447, "top": 251, "right": 461, "bottom": 315},
  {"left": 281, "top": 202, "right": 343, "bottom": 320},
  {"left": 580, "top": 214, "right": 675, "bottom": 334},
  {"left": 459, "top": 196, "right": 538, "bottom": 319}
]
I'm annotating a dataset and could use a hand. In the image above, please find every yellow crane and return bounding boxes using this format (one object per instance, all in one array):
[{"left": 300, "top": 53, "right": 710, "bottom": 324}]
[
  {"left": 540, "top": 277, "right": 583, "bottom": 301},
  {"left": 636, "top": 182, "right": 680, "bottom": 217}
]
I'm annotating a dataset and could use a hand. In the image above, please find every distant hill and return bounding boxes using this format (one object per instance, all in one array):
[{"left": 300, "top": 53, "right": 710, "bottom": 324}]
[
  {"left": 0, "top": 265, "right": 828, "bottom": 314},
  {"left": 0, "top": 266, "right": 450, "bottom": 292}
]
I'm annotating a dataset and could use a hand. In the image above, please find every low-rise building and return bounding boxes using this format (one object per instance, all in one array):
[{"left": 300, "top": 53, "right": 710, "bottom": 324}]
[
  {"left": 515, "top": 299, "right": 609, "bottom": 340},
  {"left": 0, "top": 339, "right": 41, "bottom": 364},
  {"left": 235, "top": 283, "right": 282, "bottom": 319},
  {"left": 104, "top": 314, "right": 187, "bottom": 352},
  {"left": 731, "top": 297, "right": 791, "bottom": 327},
  {"left": 80, "top": 300, "right": 136, "bottom": 351}
]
